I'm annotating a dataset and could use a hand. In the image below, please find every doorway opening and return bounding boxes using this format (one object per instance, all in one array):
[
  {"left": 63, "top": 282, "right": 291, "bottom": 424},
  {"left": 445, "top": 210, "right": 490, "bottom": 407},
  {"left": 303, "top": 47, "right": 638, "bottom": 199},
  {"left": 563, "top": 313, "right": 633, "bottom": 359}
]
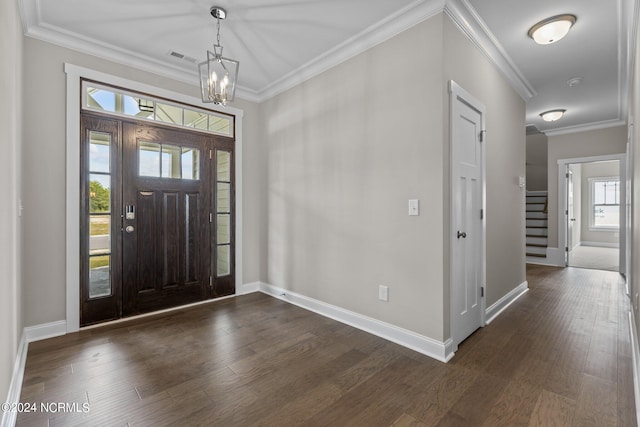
[
  {"left": 562, "top": 157, "right": 624, "bottom": 272},
  {"left": 79, "top": 82, "right": 236, "bottom": 326}
]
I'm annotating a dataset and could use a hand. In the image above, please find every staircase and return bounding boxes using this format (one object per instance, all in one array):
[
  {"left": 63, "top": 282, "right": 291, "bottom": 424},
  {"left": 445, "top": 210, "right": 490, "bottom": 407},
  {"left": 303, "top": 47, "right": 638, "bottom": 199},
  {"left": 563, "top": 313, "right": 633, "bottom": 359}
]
[{"left": 526, "top": 191, "right": 548, "bottom": 258}]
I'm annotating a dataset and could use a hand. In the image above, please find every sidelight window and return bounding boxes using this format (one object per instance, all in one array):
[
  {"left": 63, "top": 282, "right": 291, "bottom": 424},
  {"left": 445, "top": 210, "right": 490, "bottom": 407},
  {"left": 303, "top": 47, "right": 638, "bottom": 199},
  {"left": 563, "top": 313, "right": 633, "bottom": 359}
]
[
  {"left": 216, "top": 150, "right": 232, "bottom": 276},
  {"left": 88, "top": 131, "right": 112, "bottom": 298}
]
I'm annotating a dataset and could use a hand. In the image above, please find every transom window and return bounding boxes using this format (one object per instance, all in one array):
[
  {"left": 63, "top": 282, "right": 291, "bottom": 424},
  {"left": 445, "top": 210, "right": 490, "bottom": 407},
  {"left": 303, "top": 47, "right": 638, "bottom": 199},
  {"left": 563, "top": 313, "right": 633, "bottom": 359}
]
[
  {"left": 589, "top": 177, "right": 620, "bottom": 230},
  {"left": 82, "top": 80, "right": 234, "bottom": 137}
]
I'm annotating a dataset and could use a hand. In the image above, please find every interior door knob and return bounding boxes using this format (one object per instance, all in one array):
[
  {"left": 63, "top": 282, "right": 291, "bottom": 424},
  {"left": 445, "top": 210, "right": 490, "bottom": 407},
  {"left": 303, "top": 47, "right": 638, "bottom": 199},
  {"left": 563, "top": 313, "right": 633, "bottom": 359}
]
[{"left": 457, "top": 231, "right": 467, "bottom": 239}]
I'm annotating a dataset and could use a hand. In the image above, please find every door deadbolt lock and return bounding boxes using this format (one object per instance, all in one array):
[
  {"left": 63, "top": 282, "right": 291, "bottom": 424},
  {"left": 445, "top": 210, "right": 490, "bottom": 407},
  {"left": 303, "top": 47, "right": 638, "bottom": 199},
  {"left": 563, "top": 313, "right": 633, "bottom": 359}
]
[
  {"left": 125, "top": 225, "right": 135, "bottom": 233},
  {"left": 125, "top": 205, "right": 135, "bottom": 220},
  {"left": 457, "top": 231, "right": 467, "bottom": 239}
]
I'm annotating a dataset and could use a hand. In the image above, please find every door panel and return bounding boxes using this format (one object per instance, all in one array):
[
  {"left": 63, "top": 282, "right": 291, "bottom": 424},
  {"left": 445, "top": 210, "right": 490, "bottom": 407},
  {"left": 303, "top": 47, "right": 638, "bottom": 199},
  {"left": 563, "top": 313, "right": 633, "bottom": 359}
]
[
  {"left": 451, "top": 88, "right": 484, "bottom": 350},
  {"left": 567, "top": 168, "right": 574, "bottom": 265},
  {"left": 122, "top": 123, "right": 212, "bottom": 316}
]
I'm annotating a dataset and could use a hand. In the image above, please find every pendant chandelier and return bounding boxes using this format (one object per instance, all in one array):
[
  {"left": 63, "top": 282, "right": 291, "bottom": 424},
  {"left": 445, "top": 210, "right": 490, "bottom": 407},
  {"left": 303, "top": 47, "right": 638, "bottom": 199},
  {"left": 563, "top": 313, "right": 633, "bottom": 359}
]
[{"left": 198, "top": 6, "right": 239, "bottom": 105}]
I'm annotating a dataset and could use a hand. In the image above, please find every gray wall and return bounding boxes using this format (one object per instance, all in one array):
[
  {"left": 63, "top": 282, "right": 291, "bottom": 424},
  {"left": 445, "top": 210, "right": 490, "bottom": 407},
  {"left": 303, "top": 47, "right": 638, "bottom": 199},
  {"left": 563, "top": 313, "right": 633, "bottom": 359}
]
[
  {"left": 261, "top": 13, "right": 526, "bottom": 342},
  {"left": 0, "top": 0, "right": 23, "bottom": 407},
  {"left": 526, "top": 133, "right": 548, "bottom": 191},
  {"left": 262, "top": 14, "right": 446, "bottom": 339},
  {"left": 21, "top": 38, "right": 264, "bottom": 327},
  {"left": 632, "top": 14, "right": 640, "bottom": 351},
  {"left": 546, "top": 126, "right": 627, "bottom": 248}
]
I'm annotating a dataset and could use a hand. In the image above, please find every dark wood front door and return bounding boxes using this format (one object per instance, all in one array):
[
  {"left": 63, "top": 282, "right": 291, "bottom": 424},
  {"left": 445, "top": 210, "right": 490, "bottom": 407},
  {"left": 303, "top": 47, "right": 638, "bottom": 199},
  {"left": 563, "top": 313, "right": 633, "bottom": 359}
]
[
  {"left": 80, "top": 113, "right": 235, "bottom": 325},
  {"left": 122, "top": 123, "right": 213, "bottom": 315}
]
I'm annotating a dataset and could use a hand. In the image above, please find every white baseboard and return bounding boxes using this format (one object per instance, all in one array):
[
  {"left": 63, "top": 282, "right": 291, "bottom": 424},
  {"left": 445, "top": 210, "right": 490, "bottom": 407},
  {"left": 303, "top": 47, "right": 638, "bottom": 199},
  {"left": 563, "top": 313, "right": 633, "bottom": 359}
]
[
  {"left": 237, "top": 281, "right": 261, "bottom": 295},
  {"left": 1, "top": 332, "right": 27, "bottom": 427},
  {"left": 580, "top": 241, "right": 619, "bottom": 248},
  {"left": 629, "top": 308, "right": 640, "bottom": 425},
  {"left": 24, "top": 320, "right": 67, "bottom": 343},
  {"left": 485, "top": 281, "right": 529, "bottom": 324},
  {"left": 258, "top": 283, "right": 453, "bottom": 362},
  {"left": 525, "top": 256, "right": 554, "bottom": 266}
]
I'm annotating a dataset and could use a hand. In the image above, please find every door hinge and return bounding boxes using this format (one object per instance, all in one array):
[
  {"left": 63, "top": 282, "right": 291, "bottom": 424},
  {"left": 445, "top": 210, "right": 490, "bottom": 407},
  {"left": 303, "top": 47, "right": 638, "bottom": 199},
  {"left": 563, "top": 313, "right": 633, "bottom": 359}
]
[
  {"left": 210, "top": 212, "right": 213, "bottom": 223},
  {"left": 565, "top": 247, "right": 569, "bottom": 252},
  {"left": 565, "top": 210, "right": 568, "bottom": 215},
  {"left": 480, "top": 209, "right": 484, "bottom": 220},
  {"left": 209, "top": 276, "right": 213, "bottom": 288},
  {"left": 481, "top": 287, "right": 484, "bottom": 298},
  {"left": 210, "top": 149, "right": 213, "bottom": 159},
  {"left": 566, "top": 172, "right": 569, "bottom": 178},
  {"left": 479, "top": 130, "right": 486, "bottom": 142}
]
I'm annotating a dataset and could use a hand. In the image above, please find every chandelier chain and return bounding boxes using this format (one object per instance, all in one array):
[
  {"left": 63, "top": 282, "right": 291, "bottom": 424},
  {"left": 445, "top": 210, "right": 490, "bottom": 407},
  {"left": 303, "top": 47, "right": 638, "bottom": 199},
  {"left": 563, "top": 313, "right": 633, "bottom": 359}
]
[{"left": 216, "top": 17, "right": 221, "bottom": 46}]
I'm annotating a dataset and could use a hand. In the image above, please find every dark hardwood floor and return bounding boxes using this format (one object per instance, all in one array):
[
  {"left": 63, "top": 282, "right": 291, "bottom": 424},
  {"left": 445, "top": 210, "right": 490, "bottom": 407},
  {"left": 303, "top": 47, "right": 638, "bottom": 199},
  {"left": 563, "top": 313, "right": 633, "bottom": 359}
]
[{"left": 17, "top": 265, "right": 637, "bottom": 426}]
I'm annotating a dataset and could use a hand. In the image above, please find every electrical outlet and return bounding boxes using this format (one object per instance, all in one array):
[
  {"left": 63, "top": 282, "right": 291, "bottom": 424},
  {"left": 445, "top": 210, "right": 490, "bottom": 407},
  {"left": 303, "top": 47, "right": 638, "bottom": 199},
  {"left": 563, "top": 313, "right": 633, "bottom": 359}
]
[{"left": 379, "top": 285, "right": 389, "bottom": 302}]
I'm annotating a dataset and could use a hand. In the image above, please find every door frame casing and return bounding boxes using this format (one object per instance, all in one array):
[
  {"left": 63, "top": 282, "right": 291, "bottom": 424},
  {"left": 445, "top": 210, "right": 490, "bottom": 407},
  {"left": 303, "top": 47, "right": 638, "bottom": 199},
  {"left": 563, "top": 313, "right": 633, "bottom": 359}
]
[
  {"left": 65, "top": 63, "right": 244, "bottom": 333},
  {"left": 448, "top": 80, "right": 487, "bottom": 351}
]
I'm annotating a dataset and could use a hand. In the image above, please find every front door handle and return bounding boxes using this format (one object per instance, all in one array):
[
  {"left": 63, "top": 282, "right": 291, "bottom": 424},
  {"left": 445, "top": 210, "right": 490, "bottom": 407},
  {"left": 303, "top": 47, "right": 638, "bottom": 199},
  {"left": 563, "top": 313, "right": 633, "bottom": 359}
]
[{"left": 457, "top": 231, "right": 467, "bottom": 239}]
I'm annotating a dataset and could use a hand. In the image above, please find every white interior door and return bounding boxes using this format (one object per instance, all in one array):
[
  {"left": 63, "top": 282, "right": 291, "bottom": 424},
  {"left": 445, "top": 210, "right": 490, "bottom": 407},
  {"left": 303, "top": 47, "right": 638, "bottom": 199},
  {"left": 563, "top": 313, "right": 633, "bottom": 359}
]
[
  {"left": 567, "top": 167, "right": 574, "bottom": 265},
  {"left": 450, "top": 81, "right": 485, "bottom": 351}
]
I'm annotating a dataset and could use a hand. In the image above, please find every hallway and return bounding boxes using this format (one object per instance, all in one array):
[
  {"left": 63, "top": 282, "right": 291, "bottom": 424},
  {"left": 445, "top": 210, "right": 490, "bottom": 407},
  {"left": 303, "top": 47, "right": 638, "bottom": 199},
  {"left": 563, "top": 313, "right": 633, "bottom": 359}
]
[{"left": 15, "top": 265, "right": 637, "bottom": 425}]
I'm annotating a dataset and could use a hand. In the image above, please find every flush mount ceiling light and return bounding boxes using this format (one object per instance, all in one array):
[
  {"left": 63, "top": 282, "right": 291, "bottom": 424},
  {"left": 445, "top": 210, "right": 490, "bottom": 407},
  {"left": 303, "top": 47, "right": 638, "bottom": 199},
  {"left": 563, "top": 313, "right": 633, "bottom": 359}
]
[
  {"left": 540, "top": 109, "right": 566, "bottom": 122},
  {"left": 198, "top": 6, "right": 239, "bottom": 105},
  {"left": 566, "top": 77, "right": 583, "bottom": 87},
  {"left": 528, "top": 14, "right": 577, "bottom": 45}
]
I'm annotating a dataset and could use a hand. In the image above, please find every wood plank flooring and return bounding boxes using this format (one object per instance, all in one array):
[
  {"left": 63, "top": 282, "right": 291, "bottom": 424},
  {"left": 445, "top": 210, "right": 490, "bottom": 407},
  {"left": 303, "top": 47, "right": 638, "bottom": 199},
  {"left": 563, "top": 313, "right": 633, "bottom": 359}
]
[{"left": 16, "top": 265, "right": 637, "bottom": 426}]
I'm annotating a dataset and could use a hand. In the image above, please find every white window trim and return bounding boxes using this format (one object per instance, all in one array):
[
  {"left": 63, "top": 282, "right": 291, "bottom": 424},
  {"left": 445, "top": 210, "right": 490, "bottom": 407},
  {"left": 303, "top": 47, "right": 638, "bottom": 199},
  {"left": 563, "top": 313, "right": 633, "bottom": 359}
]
[
  {"left": 65, "top": 63, "right": 244, "bottom": 333},
  {"left": 588, "top": 176, "right": 620, "bottom": 231}
]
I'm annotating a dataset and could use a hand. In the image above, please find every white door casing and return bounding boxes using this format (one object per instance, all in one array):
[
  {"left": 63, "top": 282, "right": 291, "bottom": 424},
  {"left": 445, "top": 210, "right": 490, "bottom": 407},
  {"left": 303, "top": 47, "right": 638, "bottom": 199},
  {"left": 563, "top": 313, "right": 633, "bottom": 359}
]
[{"left": 449, "top": 81, "right": 486, "bottom": 351}]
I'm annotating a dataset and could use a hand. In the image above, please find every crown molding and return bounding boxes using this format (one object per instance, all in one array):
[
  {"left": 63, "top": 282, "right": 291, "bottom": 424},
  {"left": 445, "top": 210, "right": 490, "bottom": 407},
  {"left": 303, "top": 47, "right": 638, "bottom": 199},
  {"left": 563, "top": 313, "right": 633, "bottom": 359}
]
[
  {"left": 444, "top": 0, "right": 535, "bottom": 101},
  {"left": 20, "top": 0, "right": 535, "bottom": 105},
  {"left": 544, "top": 119, "right": 627, "bottom": 137},
  {"left": 621, "top": 0, "right": 640, "bottom": 121},
  {"left": 255, "top": 0, "right": 445, "bottom": 101},
  {"left": 22, "top": 12, "right": 198, "bottom": 86}
]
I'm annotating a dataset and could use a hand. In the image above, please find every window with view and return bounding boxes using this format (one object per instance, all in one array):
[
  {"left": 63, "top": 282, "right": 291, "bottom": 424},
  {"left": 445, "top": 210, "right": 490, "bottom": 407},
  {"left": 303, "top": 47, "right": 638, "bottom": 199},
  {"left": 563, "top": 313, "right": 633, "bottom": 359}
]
[
  {"left": 82, "top": 81, "right": 234, "bottom": 138},
  {"left": 590, "top": 177, "right": 619, "bottom": 229}
]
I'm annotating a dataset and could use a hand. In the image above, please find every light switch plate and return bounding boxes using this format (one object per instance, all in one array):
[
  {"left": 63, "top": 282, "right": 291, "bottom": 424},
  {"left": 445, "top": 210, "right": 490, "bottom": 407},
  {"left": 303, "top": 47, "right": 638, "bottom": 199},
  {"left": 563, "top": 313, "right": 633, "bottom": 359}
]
[
  {"left": 379, "top": 285, "right": 389, "bottom": 302},
  {"left": 408, "top": 199, "right": 419, "bottom": 216}
]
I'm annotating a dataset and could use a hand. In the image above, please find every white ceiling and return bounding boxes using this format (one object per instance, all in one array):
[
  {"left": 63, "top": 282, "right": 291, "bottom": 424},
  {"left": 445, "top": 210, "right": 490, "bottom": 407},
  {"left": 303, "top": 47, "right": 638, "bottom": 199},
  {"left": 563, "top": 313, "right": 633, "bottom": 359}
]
[{"left": 20, "top": 0, "right": 635, "bottom": 134}]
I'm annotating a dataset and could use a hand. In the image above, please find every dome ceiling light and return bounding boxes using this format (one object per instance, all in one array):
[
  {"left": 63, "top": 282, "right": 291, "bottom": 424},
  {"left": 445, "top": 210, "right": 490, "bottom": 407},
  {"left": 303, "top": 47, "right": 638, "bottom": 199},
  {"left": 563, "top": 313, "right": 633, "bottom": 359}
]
[
  {"left": 566, "top": 77, "right": 583, "bottom": 87},
  {"left": 540, "top": 109, "right": 566, "bottom": 122},
  {"left": 528, "top": 14, "right": 577, "bottom": 45}
]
